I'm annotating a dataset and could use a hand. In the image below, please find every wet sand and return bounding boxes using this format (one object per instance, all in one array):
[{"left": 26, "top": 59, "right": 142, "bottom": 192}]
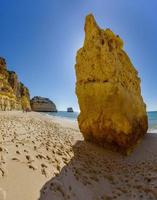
[{"left": 0, "top": 111, "right": 157, "bottom": 200}]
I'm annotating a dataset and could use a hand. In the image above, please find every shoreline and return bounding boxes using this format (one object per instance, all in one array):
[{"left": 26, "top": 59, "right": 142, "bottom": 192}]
[
  {"left": 0, "top": 111, "right": 157, "bottom": 200},
  {"left": 40, "top": 112, "right": 79, "bottom": 129}
]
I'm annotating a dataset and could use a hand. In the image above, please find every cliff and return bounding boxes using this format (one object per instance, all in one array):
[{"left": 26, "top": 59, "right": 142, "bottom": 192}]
[
  {"left": 0, "top": 57, "right": 31, "bottom": 111},
  {"left": 30, "top": 96, "right": 57, "bottom": 112},
  {"left": 75, "top": 14, "right": 148, "bottom": 153}
]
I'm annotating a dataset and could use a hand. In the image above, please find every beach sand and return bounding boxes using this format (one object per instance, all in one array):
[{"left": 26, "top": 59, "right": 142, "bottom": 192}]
[{"left": 0, "top": 111, "right": 157, "bottom": 200}]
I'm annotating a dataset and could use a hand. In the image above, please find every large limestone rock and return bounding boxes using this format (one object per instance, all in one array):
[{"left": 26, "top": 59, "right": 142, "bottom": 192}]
[
  {"left": 0, "top": 57, "right": 31, "bottom": 111},
  {"left": 31, "top": 96, "right": 57, "bottom": 112},
  {"left": 75, "top": 14, "right": 148, "bottom": 153}
]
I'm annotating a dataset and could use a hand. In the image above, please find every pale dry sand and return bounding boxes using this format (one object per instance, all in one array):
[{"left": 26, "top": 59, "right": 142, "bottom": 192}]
[{"left": 0, "top": 111, "right": 157, "bottom": 200}]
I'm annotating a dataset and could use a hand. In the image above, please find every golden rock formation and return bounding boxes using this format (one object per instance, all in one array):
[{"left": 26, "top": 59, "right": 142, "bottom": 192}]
[
  {"left": 75, "top": 14, "right": 148, "bottom": 153},
  {"left": 0, "top": 57, "right": 31, "bottom": 111},
  {"left": 30, "top": 96, "right": 57, "bottom": 112}
]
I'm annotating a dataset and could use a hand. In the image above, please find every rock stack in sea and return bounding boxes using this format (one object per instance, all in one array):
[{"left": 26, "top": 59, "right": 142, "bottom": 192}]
[
  {"left": 30, "top": 96, "right": 57, "bottom": 112},
  {"left": 75, "top": 14, "right": 148, "bottom": 153},
  {"left": 0, "top": 57, "right": 31, "bottom": 111},
  {"left": 67, "top": 107, "right": 74, "bottom": 112}
]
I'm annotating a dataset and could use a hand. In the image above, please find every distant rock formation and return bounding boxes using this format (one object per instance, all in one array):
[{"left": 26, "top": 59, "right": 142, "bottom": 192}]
[
  {"left": 0, "top": 57, "right": 31, "bottom": 111},
  {"left": 75, "top": 14, "right": 148, "bottom": 153},
  {"left": 31, "top": 96, "right": 57, "bottom": 112},
  {"left": 67, "top": 107, "right": 74, "bottom": 112}
]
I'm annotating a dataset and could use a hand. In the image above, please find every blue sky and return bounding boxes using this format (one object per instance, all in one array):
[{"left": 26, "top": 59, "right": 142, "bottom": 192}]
[{"left": 0, "top": 0, "right": 157, "bottom": 111}]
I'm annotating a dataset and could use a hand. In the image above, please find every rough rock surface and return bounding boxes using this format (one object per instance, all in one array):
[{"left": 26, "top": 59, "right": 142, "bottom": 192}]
[
  {"left": 0, "top": 57, "right": 31, "bottom": 111},
  {"left": 31, "top": 96, "right": 57, "bottom": 112},
  {"left": 67, "top": 107, "right": 74, "bottom": 112},
  {"left": 75, "top": 14, "right": 148, "bottom": 153}
]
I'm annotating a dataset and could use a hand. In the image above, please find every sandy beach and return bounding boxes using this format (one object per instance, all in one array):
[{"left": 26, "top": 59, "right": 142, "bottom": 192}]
[{"left": 0, "top": 111, "right": 157, "bottom": 200}]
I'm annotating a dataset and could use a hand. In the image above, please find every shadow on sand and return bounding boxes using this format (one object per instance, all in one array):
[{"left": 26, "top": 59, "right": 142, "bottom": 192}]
[{"left": 38, "top": 134, "right": 157, "bottom": 200}]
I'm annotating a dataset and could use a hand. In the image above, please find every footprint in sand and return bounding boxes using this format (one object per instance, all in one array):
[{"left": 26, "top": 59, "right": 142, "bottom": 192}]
[
  {"left": 0, "top": 154, "right": 7, "bottom": 177},
  {"left": 26, "top": 155, "right": 34, "bottom": 163},
  {"left": 36, "top": 154, "right": 46, "bottom": 159},
  {"left": 41, "top": 168, "right": 48, "bottom": 177},
  {"left": 12, "top": 157, "right": 20, "bottom": 162},
  {"left": 49, "top": 180, "right": 67, "bottom": 198},
  {"left": 0, "top": 147, "right": 8, "bottom": 154},
  {"left": 0, "top": 168, "right": 5, "bottom": 177},
  {"left": 34, "top": 146, "right": 37, "bottom": 150},
  {"left": 16, "top": 150, "right": 20, "bottom": 155},
  {"left": 41, "top": 163, "right": 48, "bottom": 168},
  {"left": 0, "top": 159, "right": 8, "bottom": 176},
  {"left": 28, "top": 164, "right": 38, "bottom": 170}
]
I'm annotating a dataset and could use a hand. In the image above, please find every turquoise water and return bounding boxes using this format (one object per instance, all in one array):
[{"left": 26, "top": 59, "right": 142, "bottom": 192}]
[
  {"left": 148, "top": 111, "right": 157, "bottom": 132},
  {"left": 47, "top": 111, "right": 157, "bottom": 133},
  {"left": 46, "top": 111, "right": 79, "bottom": 120}
]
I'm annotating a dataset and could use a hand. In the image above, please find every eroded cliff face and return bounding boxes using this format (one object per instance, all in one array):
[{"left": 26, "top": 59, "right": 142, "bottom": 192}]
[
  {"left": 75, "top": 14, "right": 148, "bottom": 153},
  {"left": 31, "top": 96, "right": 57, "bottom": 112},
  {"left": 0, "top": 57, "right": 31, "bottom": 111}
]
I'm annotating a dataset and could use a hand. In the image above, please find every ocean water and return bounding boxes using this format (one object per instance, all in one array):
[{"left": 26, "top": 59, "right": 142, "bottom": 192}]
[
  {"left": 46, "top": 111, "right": 157, "bottom": 133},
  {"left": 46, "top": 111, "right": 79, "bottom": 120},
  {"left": 148, "top": 111, "right": 157, "bottom": 133}
]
